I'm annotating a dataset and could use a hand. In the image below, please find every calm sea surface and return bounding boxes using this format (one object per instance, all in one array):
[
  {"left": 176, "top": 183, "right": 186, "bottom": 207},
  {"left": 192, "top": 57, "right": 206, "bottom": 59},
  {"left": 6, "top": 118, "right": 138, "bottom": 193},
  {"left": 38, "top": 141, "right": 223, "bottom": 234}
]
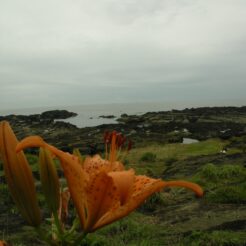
[{"left": 1, "top": 101, "right": 245, "bottom": 128}]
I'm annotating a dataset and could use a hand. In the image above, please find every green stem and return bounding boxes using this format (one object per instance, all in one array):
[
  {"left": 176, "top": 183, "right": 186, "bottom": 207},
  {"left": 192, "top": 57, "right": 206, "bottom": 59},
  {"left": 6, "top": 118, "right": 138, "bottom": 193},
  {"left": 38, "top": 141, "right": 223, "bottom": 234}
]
[
  {"left": 35, "top": 226, "right": 53, "bottom": 246},
  {"left": 74, "top": 231, "right": 87, "bottom": 245},
  {"left": 53, "top": 210, "right": 63, "bottom": 238},
  {"left": 68, "top": 217, "right": 80, "bottom": 234}
]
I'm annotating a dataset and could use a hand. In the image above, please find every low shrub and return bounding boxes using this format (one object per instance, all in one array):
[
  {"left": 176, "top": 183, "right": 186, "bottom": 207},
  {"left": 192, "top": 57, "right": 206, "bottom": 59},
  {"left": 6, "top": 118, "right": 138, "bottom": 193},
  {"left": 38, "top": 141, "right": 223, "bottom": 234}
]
[
  {"left": 183, "top": 230, "right": 246, "bottom": 246},
  {"left": 140, "top": 152, "right": 156, "bottom": 162},
  {"left": 200, "top": 163, "right": 218, "bottom": 181},
  {"left": 195, "top": 163, "right": 246, "bottom": 204},
  {"left": 138, "top": 192, "right": 164, "bottom": 212},
  {"left": 164, "top": 157, "right": 178, "bottom": 166},
  {"left": 207, "top": 184, "right": 246, "bottom": 204}
]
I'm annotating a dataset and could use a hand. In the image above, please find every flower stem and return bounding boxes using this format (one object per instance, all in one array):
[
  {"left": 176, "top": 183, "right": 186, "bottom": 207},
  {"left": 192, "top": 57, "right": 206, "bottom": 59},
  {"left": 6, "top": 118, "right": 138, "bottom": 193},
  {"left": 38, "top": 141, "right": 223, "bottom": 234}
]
[
  {"left": 68, "top": 217, "right": 80, "bottom": 234},
  {"left": 74, "top": 231, "right": 87, "bottom": 245},
  {"left": 53, "top": 210, "right": 63, "bottom": 238},
  {"left": 35, "top": 226, "right": 53, "bottom": 246}
]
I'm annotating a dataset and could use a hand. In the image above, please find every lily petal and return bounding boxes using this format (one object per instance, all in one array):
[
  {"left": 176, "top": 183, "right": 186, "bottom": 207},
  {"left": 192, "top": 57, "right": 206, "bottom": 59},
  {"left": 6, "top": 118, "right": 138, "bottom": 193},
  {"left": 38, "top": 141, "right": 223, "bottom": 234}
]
[
  {"left": 163, "top": 180, "right": 204, "bottom": 197},
  {"left": 93, "top": 175, "right": 165, "bottom": 231},
  {"left": 108, "top": 169, "right": 135, "bottom": 205},
  {"left": 83, "top": 155, "right": 124, "bottom": 175},
  {"left": 83, "top": 155, "right": 108, "bottom": 174},
  {"left": 0, "top": 240, "right": 8, "bottom": 246},
  {"left": 16, "top": 135, "right": 46, "bottom": 151},
  {"left": 17, "top": 136, "right": 88, "bottom": 229},
  {"left": 85, "top": 171, "right": 120, "bottom": 232}
]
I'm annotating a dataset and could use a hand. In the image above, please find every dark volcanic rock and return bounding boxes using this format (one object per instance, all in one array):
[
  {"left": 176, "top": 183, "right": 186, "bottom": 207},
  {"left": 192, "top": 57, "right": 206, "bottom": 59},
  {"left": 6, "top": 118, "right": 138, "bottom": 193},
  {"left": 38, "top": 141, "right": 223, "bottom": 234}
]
[
  {"left": 40, "top": 110, "right": 77, "bottom": 119},
  {"left": 53, "top": 121, "right": 77, "bottom": 129},
  {"left": 1, "top": 106, "right": 246, "bottom": 153},
  {"left": 99, "top": 115, "right": 116, "bottom": 119}
]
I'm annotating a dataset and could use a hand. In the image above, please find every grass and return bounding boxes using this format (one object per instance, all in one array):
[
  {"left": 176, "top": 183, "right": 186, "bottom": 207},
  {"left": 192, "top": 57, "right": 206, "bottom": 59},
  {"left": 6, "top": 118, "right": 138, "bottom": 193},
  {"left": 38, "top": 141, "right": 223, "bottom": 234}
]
[
  {"left": 125, "top": 138, "right": 228, "bottom": 175},
  {"left": 192, "top": 163, "right": 246, "bottom": 204},
  {"left": 183, "top": 230, "right": 246, "bottom": 246},
  {"left": 140, "top": 152, "right": 157, "bottom": 162},
  {"left": 128, "top": 138, "right": 227, "bottom": 163},
  {"left": 208, "top": 184, "right": 246, "bottom": 204},
  {"left": 198, "top": 163, "right": 246, "bottom": 182},
  {"left": 90, "top": 213, "right": 168, "bottom": 246}
]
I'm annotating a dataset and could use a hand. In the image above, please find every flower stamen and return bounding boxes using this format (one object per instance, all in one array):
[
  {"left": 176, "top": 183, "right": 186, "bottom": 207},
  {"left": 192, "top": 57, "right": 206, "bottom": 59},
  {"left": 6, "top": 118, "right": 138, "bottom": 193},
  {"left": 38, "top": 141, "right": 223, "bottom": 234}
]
[{"left": 104, "top": 131, "right": 133, "bottom": 163}]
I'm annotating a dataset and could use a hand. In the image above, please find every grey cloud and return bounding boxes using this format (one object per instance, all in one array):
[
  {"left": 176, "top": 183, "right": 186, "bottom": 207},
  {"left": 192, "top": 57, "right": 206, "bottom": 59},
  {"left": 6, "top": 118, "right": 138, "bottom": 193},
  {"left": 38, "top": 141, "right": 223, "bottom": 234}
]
[{"left": 0, "top": 0, "right": 246, "bottom": 109}]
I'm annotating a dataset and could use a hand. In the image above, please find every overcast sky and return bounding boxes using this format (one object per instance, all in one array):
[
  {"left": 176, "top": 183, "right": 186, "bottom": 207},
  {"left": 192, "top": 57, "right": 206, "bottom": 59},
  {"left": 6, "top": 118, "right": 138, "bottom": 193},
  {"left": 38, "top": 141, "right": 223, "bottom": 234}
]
[{"left": 1, "top": 0, "right": 246, "bottom": 110}]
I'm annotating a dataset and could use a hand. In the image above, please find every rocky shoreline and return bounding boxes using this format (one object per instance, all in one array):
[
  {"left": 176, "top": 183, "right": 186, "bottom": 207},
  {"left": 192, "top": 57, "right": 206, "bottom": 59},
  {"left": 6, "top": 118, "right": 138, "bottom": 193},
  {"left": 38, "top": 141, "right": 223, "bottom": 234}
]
[{"left": 1, "top": 106, "right": 246, "bottom": 154}]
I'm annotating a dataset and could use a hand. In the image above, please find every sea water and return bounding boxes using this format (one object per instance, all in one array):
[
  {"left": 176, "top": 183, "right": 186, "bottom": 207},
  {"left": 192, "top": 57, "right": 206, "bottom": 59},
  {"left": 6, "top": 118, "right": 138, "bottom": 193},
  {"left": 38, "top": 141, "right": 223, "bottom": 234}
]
[
  {"left": 0, "top": 101, "right": 186, "bottom": 127},
  {"left": 0, "top": 101, "right": 245, "bottom": 128}
]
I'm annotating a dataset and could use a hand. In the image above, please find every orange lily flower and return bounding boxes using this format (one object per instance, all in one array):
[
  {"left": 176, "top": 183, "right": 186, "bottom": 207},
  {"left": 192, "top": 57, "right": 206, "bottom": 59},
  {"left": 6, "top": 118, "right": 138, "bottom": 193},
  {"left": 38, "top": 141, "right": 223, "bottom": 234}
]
[
  {"left": 0, "top": 241, "right": 8, "bottom": 246},
  {"left": 83, "top": 154, "right": 124, "bottom": 174},
  {"left": 16, "top": 135, "right": 203, "bottom": 233},
  {"left": 0, "top": 121, "right": 41, "bottom": 227}
]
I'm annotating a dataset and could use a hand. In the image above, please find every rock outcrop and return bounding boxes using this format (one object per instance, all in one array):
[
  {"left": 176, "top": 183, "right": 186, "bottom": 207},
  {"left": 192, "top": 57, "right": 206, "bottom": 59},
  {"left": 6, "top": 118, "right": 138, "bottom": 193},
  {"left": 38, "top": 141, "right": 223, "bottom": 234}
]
[{"left": 1, "top": 106, "right": 246, "bottom": 155}]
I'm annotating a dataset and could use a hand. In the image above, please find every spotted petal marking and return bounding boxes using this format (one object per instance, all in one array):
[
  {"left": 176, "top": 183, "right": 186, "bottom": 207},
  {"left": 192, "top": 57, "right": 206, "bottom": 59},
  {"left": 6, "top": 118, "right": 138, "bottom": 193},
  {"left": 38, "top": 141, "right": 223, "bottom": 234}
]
[
  {"left": 108, "top": 169, "right": 135, "bottom": 205},
  {"left": 83, "top": 155, "right": 124, "bottom": 175},
  {"left": 85, "top": 171, "right": 120, "bottom": 232},
  {"left": 93, "top": 175, "right": 165, "bottom": 231}
]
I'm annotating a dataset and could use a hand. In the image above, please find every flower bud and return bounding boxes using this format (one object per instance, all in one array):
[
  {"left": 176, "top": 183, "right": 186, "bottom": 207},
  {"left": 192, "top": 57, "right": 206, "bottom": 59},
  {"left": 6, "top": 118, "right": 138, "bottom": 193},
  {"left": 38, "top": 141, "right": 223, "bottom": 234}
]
[
  {"left": 39, "top": 147, "right": 60, "bottom": 213},
  {"left": 0, "top": 121, "right": 41, "bottom": 227}
]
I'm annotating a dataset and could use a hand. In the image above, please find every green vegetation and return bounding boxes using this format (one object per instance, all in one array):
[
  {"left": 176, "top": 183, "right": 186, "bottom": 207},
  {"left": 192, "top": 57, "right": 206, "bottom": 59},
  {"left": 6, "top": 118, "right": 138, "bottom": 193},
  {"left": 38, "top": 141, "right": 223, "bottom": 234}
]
[
  {"left": 183, "top": 231, "right": 246, "bottom": 246},
  {"left": 129, "top": 138, "right": 226, "bottom": 163},
  {"left": 193, "top": 163, "right": 246, "bottom": 204},
  {"left": 138, "top": 192, "right": 165, "bottom": 212},
  {"left": 164, "top": 156, "right": 177, "bottom": 166},
  {"left": 91, "top": 214, "right": 158, "bottom": 246},
  {"left": 126, "top": 138, "right": 228, "bottom": 176},
  {"left": 140, "top": 152, "right": 157, "bottom": 162}
]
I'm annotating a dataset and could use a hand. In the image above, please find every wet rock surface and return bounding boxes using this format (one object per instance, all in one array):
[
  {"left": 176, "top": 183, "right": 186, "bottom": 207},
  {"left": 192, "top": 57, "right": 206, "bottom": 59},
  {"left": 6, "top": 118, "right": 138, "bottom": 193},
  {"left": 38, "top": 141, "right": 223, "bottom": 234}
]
[{"left": 99, "top": 115, "right": 116, "bottom": 119}]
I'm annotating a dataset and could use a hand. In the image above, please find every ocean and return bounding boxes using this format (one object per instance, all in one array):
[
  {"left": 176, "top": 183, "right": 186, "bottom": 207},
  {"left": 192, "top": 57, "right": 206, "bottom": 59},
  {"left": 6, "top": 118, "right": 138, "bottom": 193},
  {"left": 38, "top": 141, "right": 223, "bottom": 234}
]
[{"left": 1, "top": 101, "right": 245, "bottom": 128}]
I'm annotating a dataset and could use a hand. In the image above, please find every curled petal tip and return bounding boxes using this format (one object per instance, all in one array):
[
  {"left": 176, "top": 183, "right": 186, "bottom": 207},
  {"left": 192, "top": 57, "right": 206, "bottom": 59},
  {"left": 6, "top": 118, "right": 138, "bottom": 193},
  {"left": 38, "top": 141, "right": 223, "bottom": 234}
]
[
  {"left": 164, "top": 180, "right": 204, "bottom": 197},
  {"left": 16, "top": 136, "right": 45, "bottom": 153},
  {"left": 195, "top": 188, "right": 204, "bottom": 198}
]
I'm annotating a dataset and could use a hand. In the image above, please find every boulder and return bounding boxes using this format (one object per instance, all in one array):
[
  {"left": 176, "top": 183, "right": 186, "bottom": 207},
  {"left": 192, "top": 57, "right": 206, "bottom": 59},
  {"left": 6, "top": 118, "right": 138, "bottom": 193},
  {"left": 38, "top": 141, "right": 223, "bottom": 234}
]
[{"left": 40, "top": 110, "right": 77, "bottom": 120}]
